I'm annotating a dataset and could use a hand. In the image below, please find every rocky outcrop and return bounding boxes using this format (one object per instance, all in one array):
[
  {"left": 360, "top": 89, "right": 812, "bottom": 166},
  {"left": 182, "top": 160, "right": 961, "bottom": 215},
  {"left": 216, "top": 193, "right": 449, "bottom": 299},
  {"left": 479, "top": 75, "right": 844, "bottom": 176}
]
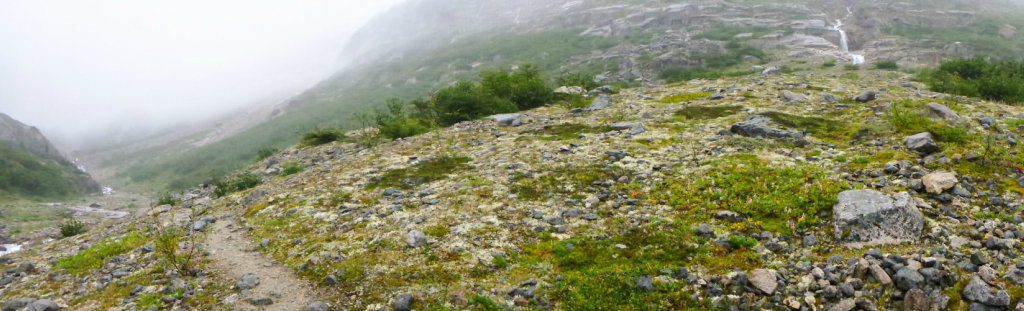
[{"left": 833, "top": 190, "right": 924, "bottom": 244}]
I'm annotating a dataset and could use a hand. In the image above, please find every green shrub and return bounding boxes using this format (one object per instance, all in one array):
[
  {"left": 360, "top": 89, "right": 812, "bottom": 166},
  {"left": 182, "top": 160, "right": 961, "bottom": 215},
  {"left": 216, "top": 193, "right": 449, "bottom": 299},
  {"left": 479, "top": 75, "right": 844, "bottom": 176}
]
[
  {"left": 256, "top": 148, "right": 279, "bottom": 160},
  {"left": 887, "top": 101, "right": 971, "bottom": 143},
  {"left": 921, "top": 58, "right": 1024, "bottom": 104},
  {"left": 874, "top": 61, "right": 899, "bottom": 70},
  {"left": 213, "top": 173, "right": 261, "bottom": 197},
  {"left": 374, "top": 99, "right": 431, "bottom": 140},
  {"left": 480, "top": 65, "right": 553, "bottom": 110},
  {"left": 156, "top": 192, "right": 177, "bottom": 206},
  {"left": 556, "top": 71, "right": 600, "bottom": 90},
  {"left": 434, "top": 81, "right": 518, "bottom": 126},
  {"left": 281, "top": 162, "right": 304, "bottom": 176},
  {"left": 59, "top": 220, "right": 86, "bottom": 238},
  {"left": 726, "top": 235, "right": 758, "bottom": 250},
  {"left": 300, "top": 129, "right": 346, "bottom": 147},
  {"left": 55, "top": 231, "right": 146, "bottom": 274}
]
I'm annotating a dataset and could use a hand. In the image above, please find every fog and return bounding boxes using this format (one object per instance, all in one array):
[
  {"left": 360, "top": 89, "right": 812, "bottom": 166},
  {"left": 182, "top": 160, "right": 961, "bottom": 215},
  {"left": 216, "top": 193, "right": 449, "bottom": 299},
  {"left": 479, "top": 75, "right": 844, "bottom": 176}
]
[{"left": 0, "top": 0, "right": 402, "bottom": 149}]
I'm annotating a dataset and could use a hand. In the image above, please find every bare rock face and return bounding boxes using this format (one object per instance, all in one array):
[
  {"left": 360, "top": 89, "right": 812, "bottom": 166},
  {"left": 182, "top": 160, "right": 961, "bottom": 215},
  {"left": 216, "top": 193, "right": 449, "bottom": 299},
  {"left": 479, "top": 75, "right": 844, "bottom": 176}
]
[{"left": 833, "top": 190, "right": 924, "bottom": 244}]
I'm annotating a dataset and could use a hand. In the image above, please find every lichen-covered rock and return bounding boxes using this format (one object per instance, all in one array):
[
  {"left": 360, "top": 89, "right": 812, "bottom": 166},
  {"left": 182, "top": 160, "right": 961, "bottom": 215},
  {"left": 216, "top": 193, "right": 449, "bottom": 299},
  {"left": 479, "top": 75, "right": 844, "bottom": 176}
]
[
  {"left": 922, "top": 172, "right": 958, "bottom": 194},
  {"left": 833, "top": 190, "right": 924, "bottom": 243},
  {"left": 730, "top": 115, "right": 803, "bottom": 140},
  {"left": 904, "top": 132, "right": 940, "bottom": 155}
]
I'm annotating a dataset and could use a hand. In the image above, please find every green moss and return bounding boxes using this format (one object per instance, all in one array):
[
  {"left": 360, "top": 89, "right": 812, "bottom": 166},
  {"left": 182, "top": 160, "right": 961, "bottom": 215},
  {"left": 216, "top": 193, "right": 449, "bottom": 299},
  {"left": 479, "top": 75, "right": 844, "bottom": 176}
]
[
  {"left": 423, "top": 224, "right": 451, "bottom": 238},
  {"left": 526, "top": 124, "right": 615, "bottom": 141},
  {"left": 367, "top": 156, "right": 472, "bottom": 190},
  {"left": 660, "top": 92, "right": 713, "bottom": 103},
  {"left": 511, "top": 165, "right": 631, "bottom": 201},
  {"left": 55, "top": 231, "right": 147, "bottom": 275},
  {"left": 654, "top": 154, "right": 846, "bottom": 233},
  {"left": 674, "top": 105, "right": 743, "bottom": 120}
]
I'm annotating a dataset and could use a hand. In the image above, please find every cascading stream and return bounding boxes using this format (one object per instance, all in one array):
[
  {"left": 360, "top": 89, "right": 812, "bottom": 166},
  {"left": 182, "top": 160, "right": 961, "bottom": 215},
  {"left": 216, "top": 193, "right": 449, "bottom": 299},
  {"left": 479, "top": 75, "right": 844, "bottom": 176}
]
[{"left": 832, "top": 7, "right": 865, "bottom": 65}]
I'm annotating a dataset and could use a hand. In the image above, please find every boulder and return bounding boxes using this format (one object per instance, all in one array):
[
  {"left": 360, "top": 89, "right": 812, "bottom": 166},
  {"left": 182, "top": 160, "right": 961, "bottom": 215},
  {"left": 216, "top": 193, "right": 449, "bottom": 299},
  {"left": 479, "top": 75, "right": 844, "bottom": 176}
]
[
  {"left": 730, "top": 115, "right": 804, "bottom": 140},
  {"left": 962, "top": 276, "right": 1011, "bottom": 307},
  {"left": 853, "top": 91, "right": 877, "bottom": 102},
  {"left": 405, "top": 230, "right": 427, "bottom": 248},
  {"left": 894, "top": 267, "right": 924, "bottom": 290},
  {"left": 748, "top": 269, "right": 779, "bottom": 294},
  {"left": 489, "top": 113, "right": 523, "bottom": 127},
  {"left": 762, "top": 66, "right": 781, "bottom": 76},
  {"left": 926, "top": 103, "right": 960, "bottom": 121},
  {"left": 393, "top": 293, "right": 413, "bottom": 311},
  {"left": 554, "top": 86, "right": 586, "bottom": 95},
  {"left": 833, "top": 190, "right": 924, "bottom": 243},
  {"left": 303, "top": 301, "right": 330, "bottom": 311},
  {"left": 780, "top": 91, "right": 807, "bottom": 103},
  {"left": 904, "top": 132, "right": 940, "bottom": 155},
  {"left": 820, "top": 92, "right": 840, "bottom": 103},
  {"left": 236, "top": 273, "right": 260, "bottom": 290},
  {"left": 25, "top": 300, "right": 59, "bottom": 311},
  {"left": 921, "top": 172, "right": 958, "bottom": 194},
  {"left": 584, "top": 95, "right": 612, "bottom": 111}
]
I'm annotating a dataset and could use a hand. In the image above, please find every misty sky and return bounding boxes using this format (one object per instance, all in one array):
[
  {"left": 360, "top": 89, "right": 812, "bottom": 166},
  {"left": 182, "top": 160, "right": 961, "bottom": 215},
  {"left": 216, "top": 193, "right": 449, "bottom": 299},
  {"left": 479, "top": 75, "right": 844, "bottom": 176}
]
[{"left": 0, "top": 0, "right": 402, "bottom": 146}]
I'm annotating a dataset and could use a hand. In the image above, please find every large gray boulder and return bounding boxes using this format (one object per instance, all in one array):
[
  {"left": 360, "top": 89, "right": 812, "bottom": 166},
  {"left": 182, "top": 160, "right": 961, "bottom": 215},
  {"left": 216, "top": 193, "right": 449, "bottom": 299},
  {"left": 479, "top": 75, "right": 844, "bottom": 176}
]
[
  {"left": 926, "top": 102, "right": 960, "bottom": 121},
  {"left": 25, "top": 300, "right": 59, "bottom": 311},
  {"left": 833, "top": 190, "right": 924, "bottom": 243},
  {"left": 584, "top": 95, "right": 612, "bottom": 111},
  {"left": 730, "top": 115, "right": 804, "bottom": 140},
  {"left": 962, "top": 276, "right": 1011, "bottom": 307},
  {"left": 488, "top": 113, "right": 523, "bottom": 127},
  {"left": 780, "top": 91, "right": 807, "bottom": 103},
  {"left": 904, "top": 132, "right": 940, "bottom": 155}
]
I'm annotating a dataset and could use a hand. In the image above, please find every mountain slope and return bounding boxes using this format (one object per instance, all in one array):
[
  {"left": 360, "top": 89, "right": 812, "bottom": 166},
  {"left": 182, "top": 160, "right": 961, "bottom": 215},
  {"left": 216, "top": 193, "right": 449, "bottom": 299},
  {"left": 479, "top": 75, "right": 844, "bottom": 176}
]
[{"left": 0, "top": 113, "right": 99, "bottom": 198}]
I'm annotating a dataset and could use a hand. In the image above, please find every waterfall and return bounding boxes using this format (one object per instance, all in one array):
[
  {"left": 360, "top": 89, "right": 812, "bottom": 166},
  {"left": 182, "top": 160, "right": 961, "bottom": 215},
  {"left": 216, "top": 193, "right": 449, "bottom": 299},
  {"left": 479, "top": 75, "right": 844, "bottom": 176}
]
[
  {"left": 0, "top": 244, "right": 22, "bottom": 257},
  {"left": 832, "top": 7, "right": 865, "bottom": 65}
]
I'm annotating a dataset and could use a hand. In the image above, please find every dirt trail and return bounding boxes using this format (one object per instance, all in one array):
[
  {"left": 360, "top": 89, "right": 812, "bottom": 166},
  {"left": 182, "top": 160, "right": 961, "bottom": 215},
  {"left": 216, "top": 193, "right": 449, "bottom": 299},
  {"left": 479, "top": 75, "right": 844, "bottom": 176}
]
[{"left": 206, "top": 214, "right": 317, "bottom": 310}]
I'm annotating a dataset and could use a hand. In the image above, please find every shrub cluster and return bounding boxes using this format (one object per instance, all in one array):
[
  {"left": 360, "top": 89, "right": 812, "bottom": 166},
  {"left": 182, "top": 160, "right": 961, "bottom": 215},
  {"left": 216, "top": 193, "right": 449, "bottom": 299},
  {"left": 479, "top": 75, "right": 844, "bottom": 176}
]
[
  {"left": 370, "top": 65, "right": 554, "bottom": 139},
  {"left": 921, "top": 58, "right": 1024, "bottom": 104},
  {"left": 212, "top": 173, "right": 261, "bottom": 197}
]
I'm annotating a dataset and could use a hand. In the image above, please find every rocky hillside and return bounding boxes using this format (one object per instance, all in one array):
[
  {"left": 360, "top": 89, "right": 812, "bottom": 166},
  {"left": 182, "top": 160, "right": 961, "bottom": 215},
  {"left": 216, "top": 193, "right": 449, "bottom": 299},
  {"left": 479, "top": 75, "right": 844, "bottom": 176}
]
[
  {"left": 5, "top": 66, "right": 1024, "bottom": 310},
  {"left": 0, "top": 113, "right": 99, "bottom": 198},
  {"left": 105, "top": 0, "right": 1024, "bottom": 192}
]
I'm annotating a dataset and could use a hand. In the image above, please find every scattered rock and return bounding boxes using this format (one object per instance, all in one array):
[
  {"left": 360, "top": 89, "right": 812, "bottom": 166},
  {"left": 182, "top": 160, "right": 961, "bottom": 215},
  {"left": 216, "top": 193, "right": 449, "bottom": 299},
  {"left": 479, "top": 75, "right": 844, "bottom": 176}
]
[
  {"left": 730, "top": 115, "right": 803, "bottom": 140},
  {"left": 489, "top": 113, "right": 523, "bottom": 127},
  {"left": 962, "top": 276, "right": 1011, "bottom": 307},
  {"left": 236, "top": 273, "right": 259, "bottom": 290},
  {"left": 894, "top": 267, "right": 924, "bottom": 291},
  {"left": 393, "top": 293, "right": 413, "bottom": 311},
  {"left": 303, "top": 301, "right": 330, "bottom": 311},
  {"left": 921, "top": 172, "right": 958, "bottom": 195},
  {"left": 26, "top": 300, "right": 59, "bottom": 311},
  {"left": 637, "top": 276, "right": 655, "bottom": 291},
  {"left": 832, "top": 190, "right": 924, "bottom": 243},
  {"left": 781, "top": 90, "right": 807, "bottom": 103},
  {"left": 248, "top": 297, "right": 273, "bottom": 306},
  {"left": 584, "top": 95, "right": 612, "bottom": 112}
]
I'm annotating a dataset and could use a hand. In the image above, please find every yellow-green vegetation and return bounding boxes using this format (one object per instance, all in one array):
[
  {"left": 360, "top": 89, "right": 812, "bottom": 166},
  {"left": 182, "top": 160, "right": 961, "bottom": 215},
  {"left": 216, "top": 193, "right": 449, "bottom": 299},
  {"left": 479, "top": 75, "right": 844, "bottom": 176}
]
[
  {"left": 659, "top": 92, "right": 712, "bottom": 103},
  {"left": 213, "top": 172, "right": 261, "bottom": 197},
  {"left": 0, "top": 201, "right": 72, "bottom": 237},
  {"left": 54, "top": 231, "right": 147, "bottom": 275},
  {"left": 674, "top": 105, "right": 743, "bottom": 120},
  {"left": 0, "top": 141, "right": 94, "bottom": 199},
  {"left": 367, "top": 156, "right": 472, "bottom": 189},
  {"left": 654, "top": 153, "right": 846, "bottom": 233},
  {"left": 887, "top": 100, "right": 970, "bottom": 144},
  {"left": 761, "top": 111, "right": 852, "bottom": 141},
  {"left": 511, "top": 165, "right": 630, "bottom": 201},
  {"left": 520, "top": 225, "right": 713, "bottom": 310},
  {"left": 281, "top": 161, "right": 304, "bottom": 176},
  {"left": 526, "top": 124, "right": 615, "bottom": 141}
]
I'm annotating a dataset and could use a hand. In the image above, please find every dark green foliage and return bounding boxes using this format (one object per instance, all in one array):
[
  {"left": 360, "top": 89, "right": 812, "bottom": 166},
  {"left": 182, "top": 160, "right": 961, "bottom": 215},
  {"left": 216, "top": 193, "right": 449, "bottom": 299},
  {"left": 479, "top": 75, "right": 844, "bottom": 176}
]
[
  {"left": 887, "top": 101, "right": 971, "bottom": 143},
  {"left": 822, "top": 60, "right": 837, "bottom": 68},
  {"left": 300, "top": 129, "right": 346, "bottom": 147},
  {"left": 469, "top": 295, "right": 503, "bottom": 311},
  {"left": 375, "top": 99, "right": 431, "bottom": 139},
  {"left": 873, "top": 61, "right": 899, "bottom": 70},
  {"left": 844, "top": 64, "right": 860, "bottom": 71},
  {"left": 556, "top": 72, "right": 600, "bottom": 90},
  {"left": 726, "top": 236, "right": 758, "bottom": 250},
  {"left": 60, "top": 219, "right": 86, "bottom": 238},
  {"left": 213, "top": 173, "right": 261, "bottom": 197},
  {"left": 921, "top": 58, "right": 1024, "bottom": 104},
  {"left": 433, "top": 82, "right": 518, "bottom": 126},
  {"left": 157, "top": 192, "right": 177, "bottom": 206},
  {"left": 885, "top": 17, "right": 1024, "bottom": 60},
  {"left": 0, "top": 142, "right": 84, "bottom": 198},
  {"left": 256, "top": 148, "right": 278, "bottom": 160},
  {"left": 675, "top": 105, "right": 743, "bottom": 120},
  {"left": 367, "top": 156, "right": 471, "bottom": 190},
  {"left": 480, "top": 65, "right": 553, "bottom": 110},
  {"left": 280, "top": 162, "right": 304, "bottom": 176}
]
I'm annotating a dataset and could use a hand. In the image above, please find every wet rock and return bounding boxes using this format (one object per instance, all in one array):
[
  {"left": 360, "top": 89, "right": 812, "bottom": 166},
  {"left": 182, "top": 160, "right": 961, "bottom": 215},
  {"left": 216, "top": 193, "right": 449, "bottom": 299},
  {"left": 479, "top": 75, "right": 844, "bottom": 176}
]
[
  {"left": 833, "top": 190, "right": 924, "bottom": 243},
  {"left": 393, "top": 293, "right": 414, "bottom": 311},
  {"left": 748, "top": 269, "right": 779, "bottom": 294},
  {"left": 405, "top": 230, "right": 427, "bottom": 248},
  {"left": 922, "top": 172, "right": 958, "bottom": 194},
  {"left": 904, "top": 133, "right": 939, "bottom": 155}
]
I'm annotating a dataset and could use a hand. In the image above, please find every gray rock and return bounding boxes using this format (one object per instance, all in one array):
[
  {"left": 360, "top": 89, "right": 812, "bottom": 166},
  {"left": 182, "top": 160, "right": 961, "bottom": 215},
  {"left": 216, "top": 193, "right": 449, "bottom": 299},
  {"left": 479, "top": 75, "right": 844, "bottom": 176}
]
[
  {"left": 393, "top": 293, "right": 413, "bottom": 311},
  {"left": 962, "top": 276, "right": 1011, "bottom": 307},
  {"left": 405, "top": 230, "right": 427, "bottom": 248},
  {"left": 922, "top": 172, "right": 958, "bottom": 194},
  {"left": 236, "top": 273, "right": 260, "bottom": 290},
  {"left": 904, "top": 132, "right": 940, "bottom": 155},
  {"left": 869, "top": 264, "right": 892, "bottom": 286},
  {"left": 695, "top": 223, "right": 714, "bottom": 237},
  {"left": 781, "top": 90, "right": 808, "bottom": 103},
  {"left": 637, "top": 276, "right": 655, "bottom": 291},
  {"left": 854, "top": 91, "right": 877, "bottom": 102},
  {"left": 748, "top": 269, "right": 779, "bottom": 294},
  {"left": 584, "top": 95, "right": 612, "bottom": 111},
  {"left": 762, "top": 67, "right": 781, "bottom": 76},
  {"left": 3, "top": 298, "right": 34, "bottom": 311},
  {"left": 904, "top": 288, "right": 930, "bottom": 311},
  {"left": 832, "top": 190, "right": 924, "bottom": 243},
  {"left": 25, "top": 300, "right": 59, "bottom": 311},
  {"left": 489, "top": 113, "right": 523, "bottom": 127},
  {"left": 978, "top": 116, "right": 997, "bottom": 128},
  {"left": 821, "top": 92, "right": 840, "bottom": 103},
  {"left": 730, "top": 115, "right": 803, "bottom": 140},
  {"left": 248, "top": 297, "right": 273, "bottom": 306},
  {"left": 894, "top": 267, "right": 924, "bottom": 290},
  {"left": 926, "top": 102, "right": 960, "bottom": 121},
  {"left": 303, "top": 301, "right": 330, "bottom": 311},
  {"left": 829, "top": 298, "right": 856, "bottom": 311}
]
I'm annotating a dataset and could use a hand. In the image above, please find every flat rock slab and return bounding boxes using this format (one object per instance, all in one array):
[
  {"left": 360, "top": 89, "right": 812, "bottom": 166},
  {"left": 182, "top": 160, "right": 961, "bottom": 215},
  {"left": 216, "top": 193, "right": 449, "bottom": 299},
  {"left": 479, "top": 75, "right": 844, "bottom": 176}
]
[{"left": 833, "top": 190, "right": 924, "bottom": 244}]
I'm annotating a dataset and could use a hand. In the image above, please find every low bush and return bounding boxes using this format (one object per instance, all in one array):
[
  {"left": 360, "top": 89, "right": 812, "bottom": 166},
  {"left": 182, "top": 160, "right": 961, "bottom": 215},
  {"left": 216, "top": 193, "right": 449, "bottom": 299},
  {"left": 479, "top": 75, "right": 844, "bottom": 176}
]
[
  {"left": 367, "top": 156, "right": 472, "bottom": 189},
  {"left": 556, "top": 71, "right": 600, "bottom": 90},
  {"left": 921, "top": 58, "right": 1024, "bottom": 104},
  {"left": 256, "top": 148, "right": 279, "bottom": 160},
  {"left": 59, "top": 219, "right": 86, "bottom": 238},
  {"left": 300, "top": 129, "right": 346, "bottom": 147},
  {"left": 213, "top": 173, "right": 261, "bottom": 197},
  {"left": 280, "top": 162, "right": 304, "bottom": 176},
  {"left": 156, "top": 192, "right": 177, "bottom": 206},
  {"left": 874, "top": 60, "right": 899, "bottom": 70}
]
